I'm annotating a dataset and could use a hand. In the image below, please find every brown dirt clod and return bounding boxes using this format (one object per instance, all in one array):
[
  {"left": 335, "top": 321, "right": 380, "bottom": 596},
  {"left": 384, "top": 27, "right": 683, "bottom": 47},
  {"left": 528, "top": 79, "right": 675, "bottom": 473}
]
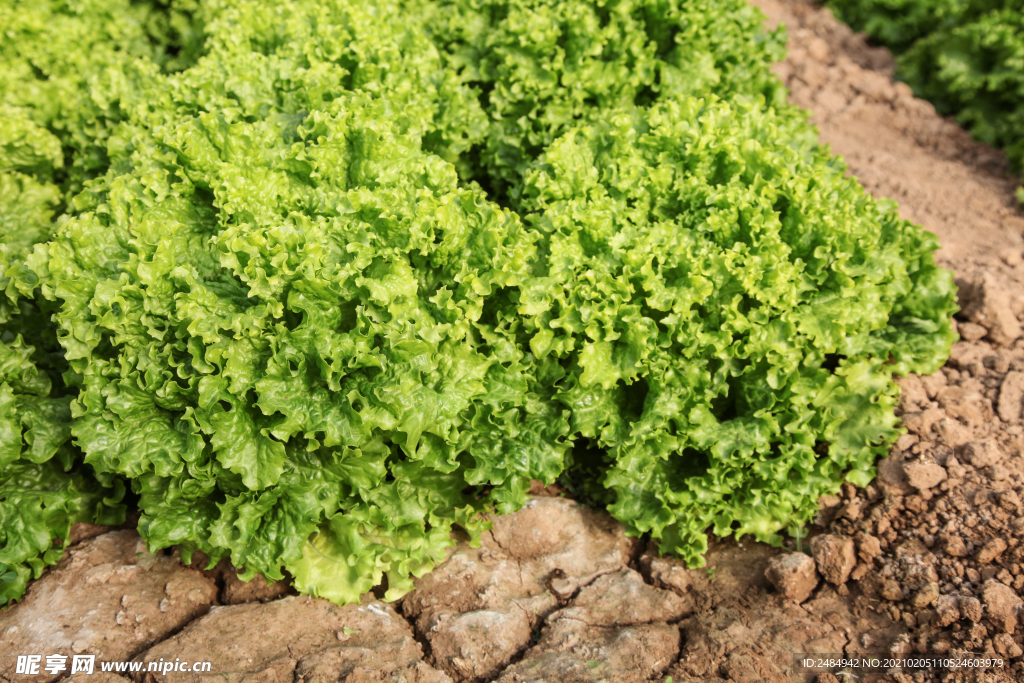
[
  {"left": 903, "top": 461, "right": 948, "bottom": 491},
  {"left": 134, "top": 595, "right": 450, "bottom": 683},
  {"left": 0, "top": 531, "right": 217, "bottom": 683},
  {"left": 982, "top": 580, "right": 1023, "bottom": 634},
  {"left": 810, "top": 534, "right": 857, "bottom": 586},
  {"left": 764, "top": 552, "right": 820, "bottom": 603},
  {"left": 957, "top": 273, "right": 1023, "bottom": 348}
]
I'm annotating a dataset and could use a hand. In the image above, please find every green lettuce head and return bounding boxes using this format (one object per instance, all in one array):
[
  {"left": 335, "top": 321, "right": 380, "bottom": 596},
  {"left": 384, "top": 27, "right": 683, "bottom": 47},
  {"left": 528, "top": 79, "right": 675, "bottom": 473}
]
[
  {"left": 0, "top": 0, "right": 956, "bottom": 605},
  {"left": 512, "top": 97, "right": 955, "bottom": 563}
]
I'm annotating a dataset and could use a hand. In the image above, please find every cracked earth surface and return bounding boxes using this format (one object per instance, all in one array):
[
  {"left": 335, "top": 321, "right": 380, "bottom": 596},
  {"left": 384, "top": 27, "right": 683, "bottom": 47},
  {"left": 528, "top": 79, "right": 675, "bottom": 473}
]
[{"left": 4, "top": 1, "right": 1024, "bottom": 682}]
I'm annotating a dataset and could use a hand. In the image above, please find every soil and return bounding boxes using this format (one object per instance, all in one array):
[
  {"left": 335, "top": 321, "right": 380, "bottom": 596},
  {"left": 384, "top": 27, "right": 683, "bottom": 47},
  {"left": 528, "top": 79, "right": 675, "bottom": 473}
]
[{"left": 3, "top": 1, "right": 1024, "bottom": 682}]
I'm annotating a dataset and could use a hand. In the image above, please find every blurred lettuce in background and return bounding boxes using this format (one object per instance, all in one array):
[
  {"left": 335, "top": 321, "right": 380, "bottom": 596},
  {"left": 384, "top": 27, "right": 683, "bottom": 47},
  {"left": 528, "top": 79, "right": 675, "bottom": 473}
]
[{"left": 827, "top": 0, "right": 1024, "bottom": 201}]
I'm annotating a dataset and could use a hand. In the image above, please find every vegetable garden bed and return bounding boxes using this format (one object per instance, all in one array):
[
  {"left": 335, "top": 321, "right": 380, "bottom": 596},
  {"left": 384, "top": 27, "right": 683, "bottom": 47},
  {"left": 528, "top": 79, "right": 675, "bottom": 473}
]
[{"left": 2, "top": 0, "right": 1023, "bottom": 681}]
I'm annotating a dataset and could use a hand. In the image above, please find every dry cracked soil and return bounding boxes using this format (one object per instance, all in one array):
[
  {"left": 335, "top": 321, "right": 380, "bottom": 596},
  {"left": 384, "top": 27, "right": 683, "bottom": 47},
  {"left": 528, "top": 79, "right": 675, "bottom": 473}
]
[{"left": 4, "top": 1, "right": 1024, "bottom": 682}]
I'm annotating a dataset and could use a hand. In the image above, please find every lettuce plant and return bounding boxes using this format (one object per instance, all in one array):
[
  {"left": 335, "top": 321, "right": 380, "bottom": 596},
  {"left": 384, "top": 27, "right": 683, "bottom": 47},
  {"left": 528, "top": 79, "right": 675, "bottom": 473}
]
[
  {"left": 1, "top": 0, "right": 956, "bottom": 606},
  {"left": 900, "top": 7, "right": 1024, "bottom": 180},
  {"left": 825, "top": 0, "right": 972, "bottom": 52},
  {"left": 406, "top": 0, "right": 791, "bottom": 200},
  {"left": 418, "top": 0, "right": 955, "bottom": 562},
  {"left": 0, "top": 0, "right": 192, "bottom": 606},
  {"left": 510, "top": 98, "right": 955, "bottom": 563},
  {"left": 828, "top": 0, "right": 1024, "bottom": 198}
]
